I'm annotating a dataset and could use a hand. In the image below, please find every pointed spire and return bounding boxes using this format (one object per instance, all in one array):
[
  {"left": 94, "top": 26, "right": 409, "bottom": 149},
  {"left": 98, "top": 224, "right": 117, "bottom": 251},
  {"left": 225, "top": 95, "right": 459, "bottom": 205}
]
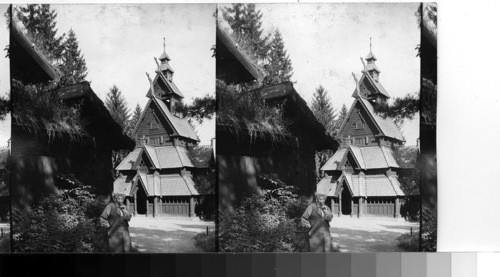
[
  {"left": 159, "top": 37, "right": 171, "bottom": 62},
  {"left": 365, "top": 37, "right": 377, "bottom": 61}
]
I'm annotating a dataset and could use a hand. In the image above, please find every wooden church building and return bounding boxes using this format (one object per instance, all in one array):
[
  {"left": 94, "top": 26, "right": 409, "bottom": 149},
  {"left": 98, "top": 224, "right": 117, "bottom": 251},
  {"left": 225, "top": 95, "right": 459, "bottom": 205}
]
[
  {"left": 114, "top": 43, "right": 213, "bottom": 217},
  {"left": 317, "top": 43, "right": 406, "bottom": 218}
]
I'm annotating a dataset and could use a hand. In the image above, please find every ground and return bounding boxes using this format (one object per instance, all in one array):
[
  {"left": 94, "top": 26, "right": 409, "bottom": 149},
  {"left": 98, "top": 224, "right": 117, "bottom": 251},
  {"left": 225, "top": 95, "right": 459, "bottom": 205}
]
[
  {"left": 330, "top": 216, "right": 419, "bottom": 252},
  {"left": 128, "top": 215, "right": 215, "bottom": 253}
]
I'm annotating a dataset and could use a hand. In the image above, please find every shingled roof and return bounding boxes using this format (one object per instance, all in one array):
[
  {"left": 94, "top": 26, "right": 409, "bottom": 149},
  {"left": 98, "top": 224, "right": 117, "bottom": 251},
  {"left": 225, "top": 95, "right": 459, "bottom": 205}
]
[
  {"left": 136, "top": 171, "right": 199, "bottom": 196},
  {"left": 321, "top": 145, "right": 399, "bottom": 171},
  {"left": 358, "top": 97, "right": 404, "bottom": 142},
  {"left": 113, "top": 175, "right": 135, "bottom": 196},
  {"left": 316, "top": 173, "right": 404, "bottom": 198},
  {"left": 116, "top": 144, "right": 212, "bottom": 171}
]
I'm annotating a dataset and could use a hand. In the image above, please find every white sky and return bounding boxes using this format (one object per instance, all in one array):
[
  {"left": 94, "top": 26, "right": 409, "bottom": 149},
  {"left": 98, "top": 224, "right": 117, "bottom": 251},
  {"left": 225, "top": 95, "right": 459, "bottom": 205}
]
[
  {"left": 0, "top": 5, "right": 9, "bottom": 147},
  {"left": 36, "top": 4, "right": 216, "bottom": 146},
  {"left": 221, "top": 3, "right": 420, "bottom": 145}
]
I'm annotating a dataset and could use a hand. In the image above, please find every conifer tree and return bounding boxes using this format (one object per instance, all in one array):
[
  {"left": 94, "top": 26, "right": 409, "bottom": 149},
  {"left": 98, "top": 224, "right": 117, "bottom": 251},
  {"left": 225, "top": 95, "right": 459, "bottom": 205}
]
[
  {"left": 311, "top": 85, "right": 337, "bottom": 136},
  {"left": 265, "top": 29, "right": 293, "bottom": 84},
  {"left": 128, "top": 104, "right": 142, "bottom": 134},
  {"left": 222, "top": 4, "right": 270, "bottom": 63},
  {"left": 336, "top": 104, "right": 348, "bottom": 130},
  {"left": 16, "top": 4, "right": 65, "bottom": 63},
  {"left": 59, "top": 29, "right": 88, "bottom": 85},
  {"left": 105, "top": 85, "right": 130, "bottom": 132}
]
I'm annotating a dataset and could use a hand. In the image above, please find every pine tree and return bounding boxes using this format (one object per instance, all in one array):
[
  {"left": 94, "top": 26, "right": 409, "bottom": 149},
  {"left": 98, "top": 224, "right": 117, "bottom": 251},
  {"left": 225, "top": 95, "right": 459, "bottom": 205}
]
[
  {"left": 336, "top": 104, "right": 348, "bottom": 130},
  {"left": 222, "top": 4, "right": 270, "bottom": 63},
  {"left": 311, "top": 85, "right": 337, "bottom": 136},
  {"left": 59, "top": 29, "right": 88, "bottom": 85},
  {"left": 16, "top": 4, "right": 65, "bottom": 63},
  {"left": 265, "top": 29, "right": 293, "bottom": 84},
  {"left": 128, "top": 104, "right": 142, "bottom": 134},
  {"left": 105, "top": 85, "right": 130, "bottom": 132}
]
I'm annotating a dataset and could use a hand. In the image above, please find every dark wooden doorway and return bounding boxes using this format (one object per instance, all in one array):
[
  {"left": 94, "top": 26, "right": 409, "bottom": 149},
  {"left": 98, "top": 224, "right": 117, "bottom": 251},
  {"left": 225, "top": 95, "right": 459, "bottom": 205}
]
[
  {"left": 136, "top": 180, "right": 148, "bottom": 215},
  {"left": 341, "top": 183, "right": 352, "bottom": 215}
]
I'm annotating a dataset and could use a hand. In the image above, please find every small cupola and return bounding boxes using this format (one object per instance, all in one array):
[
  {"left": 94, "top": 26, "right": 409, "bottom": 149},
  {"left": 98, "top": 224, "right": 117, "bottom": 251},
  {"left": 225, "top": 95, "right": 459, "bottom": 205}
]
[
  {"left": 365, "top": 38, "right": 380, "bottom": 82},
  {"left": 158, "top": 38, "right": 174, "bottom": 82}
]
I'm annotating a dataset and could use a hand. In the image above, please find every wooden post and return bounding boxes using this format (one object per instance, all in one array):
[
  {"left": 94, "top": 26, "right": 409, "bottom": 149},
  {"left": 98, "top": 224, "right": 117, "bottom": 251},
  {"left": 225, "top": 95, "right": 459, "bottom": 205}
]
[
  {"left": 358, "top": 198, "right": 361, "bottom": 218},
  {"left": 338, "top": 188, "right": 342, "bottom": 216},
  {"left": 330, "top": 198, "right": 334, "bottom": 215},
  {"left": 394, "top": 197, "right": 401, "bottom": 218},
  {"left": 189, "top": 197, "right": 196, "bottom": 217},
  {"left": 350, "top": 199, "right": 354, "bottom": 217},
  {"left": 134, "top": 192, "right": 137, "bottom": 216},
  {"left": 153, "top": 197, "right": 158, "bottom": 217},
  {"left": 125, "top": 198, "right": 131, "bottom": 214},
  {"left": 146, "top": 197, "right": 150, "bottom": 217}
]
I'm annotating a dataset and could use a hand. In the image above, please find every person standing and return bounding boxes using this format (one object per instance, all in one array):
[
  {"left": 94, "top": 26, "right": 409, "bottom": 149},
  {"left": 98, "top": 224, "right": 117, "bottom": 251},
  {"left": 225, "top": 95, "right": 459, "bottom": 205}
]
[
  {"left": 301, "top": 193, "right": 333, "bottom": 252},
  {"left": 100, "top": 193, "right": 132, "bottom": 253}
]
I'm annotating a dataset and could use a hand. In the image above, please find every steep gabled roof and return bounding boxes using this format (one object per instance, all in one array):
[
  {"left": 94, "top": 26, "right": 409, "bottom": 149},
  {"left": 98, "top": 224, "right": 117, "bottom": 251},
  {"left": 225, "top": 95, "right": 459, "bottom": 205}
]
[
  {"left": 133, "top": 97, "right": 199, "bottom": 142},
  {"left": 358, "top": 97, "right": 404, "bottom": 142},
  {"left": 113, "top": 175, "right": 135, "bottom": 196},
  {"left": 154, "top": 70, "right": 184, "bottom": 98},
  {"left": 351, "top": 73, "right": 389, "bottom": 99},
  {"left": 116, "top": 147, "right": 143, "bottom": 171}
]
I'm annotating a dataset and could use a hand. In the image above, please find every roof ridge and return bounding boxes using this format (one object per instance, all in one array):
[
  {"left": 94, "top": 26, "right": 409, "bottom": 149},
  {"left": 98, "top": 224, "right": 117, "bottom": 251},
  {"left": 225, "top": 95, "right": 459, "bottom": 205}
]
[
  {"left": 379, "top": 145, "right": 391, "bottom": 168},
  {"left": 387, "top": 175, "right": 400, "bottom": 196}
]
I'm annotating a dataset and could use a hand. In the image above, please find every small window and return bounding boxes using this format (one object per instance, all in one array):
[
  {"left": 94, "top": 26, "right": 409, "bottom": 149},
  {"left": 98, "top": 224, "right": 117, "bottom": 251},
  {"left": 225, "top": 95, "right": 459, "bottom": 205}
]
[
  {"left": 160, "top": 136, "right": 164, "bottom": 144},
  {"left": 355, "top": 137, "right": 364, "bottom": 145},
  {"left": 355, "top": 121, "right": 364, "bottom": 130}
]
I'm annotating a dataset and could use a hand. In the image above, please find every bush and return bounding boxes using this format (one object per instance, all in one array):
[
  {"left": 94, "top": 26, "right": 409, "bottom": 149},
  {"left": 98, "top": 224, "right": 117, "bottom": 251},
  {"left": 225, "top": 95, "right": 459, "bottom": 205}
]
[
  {"left": 420, "top": 208, "right": 437, "bottom": 252},
  {"left": 193, "top": 230, "right": 216, "bottom": 252},
  {"left": 397, "top": 232, "right": 419, "bottom": 252},
  {"left": 12, "top": 181, "right": 109, "bottom": 253},
  {"left": 0, "top": 235, "right": 10, "bottom": 252},
  {"left": 219, "top": 194, "right": 310, "bottom": 252}
]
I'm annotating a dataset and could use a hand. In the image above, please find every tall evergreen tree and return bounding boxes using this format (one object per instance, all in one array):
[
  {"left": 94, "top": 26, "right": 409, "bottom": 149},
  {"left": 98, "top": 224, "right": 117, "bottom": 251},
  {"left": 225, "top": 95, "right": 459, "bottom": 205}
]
[
  {"left": 16, "top": 4, "right": 65, "bottom": 63},
  {"left": 311, "top": 85, "right": 337, "bottom": 136},
  {"left": 128, "top": 104, "right": 142, "bottom": 134},
  {"left": 59, "top": 29, "right": 88, "bottom": 85},
  {"left": 336, "top": 104, "right": 348, "bottom": 130},
  {"left": 222, "top": 4, "right": 270, "bottom": 63},
  {"left": 265, "top": 29, "right": 293, "bottom": 84},
  {"left": 105, "top": 85, "right": 130, "bottom": 132}
]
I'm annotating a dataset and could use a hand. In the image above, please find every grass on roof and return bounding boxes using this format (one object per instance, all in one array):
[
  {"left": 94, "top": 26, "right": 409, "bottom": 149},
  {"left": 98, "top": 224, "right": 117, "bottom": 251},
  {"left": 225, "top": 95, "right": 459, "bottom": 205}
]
[{"left": 216, "top": 79, "right": 290, "bottom": 143}]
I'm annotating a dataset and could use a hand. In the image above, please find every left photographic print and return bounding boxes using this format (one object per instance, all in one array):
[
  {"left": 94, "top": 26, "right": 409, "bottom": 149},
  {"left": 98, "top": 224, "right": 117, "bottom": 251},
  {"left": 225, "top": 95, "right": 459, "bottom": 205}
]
[
  {"left": 0, "top": 5, "right": 11, "bottom": 253},
  {"left": 9, "top": 4, "right": 216, "bottom": 253}
]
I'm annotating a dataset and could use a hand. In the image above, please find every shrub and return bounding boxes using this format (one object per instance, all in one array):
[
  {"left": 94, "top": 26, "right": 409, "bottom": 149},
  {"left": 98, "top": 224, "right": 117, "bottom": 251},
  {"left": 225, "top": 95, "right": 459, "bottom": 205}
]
[
  {"left": 420, "top": 208, "right": 437, "bottom": 252},
  {"left": 0, "top": 235, "right": 10, "bottom": 252},
  {"left": 12, "top": 180, "right": 109, "bottom": 253},
  {"left": 397, "top": 232, "right": 419, "bottom": 252},
  {"left": 193, "top": 230, "right": 216, "bottom": 252},
  {"left": 219, "top": 193, "right": 310, "bottom": 252}
]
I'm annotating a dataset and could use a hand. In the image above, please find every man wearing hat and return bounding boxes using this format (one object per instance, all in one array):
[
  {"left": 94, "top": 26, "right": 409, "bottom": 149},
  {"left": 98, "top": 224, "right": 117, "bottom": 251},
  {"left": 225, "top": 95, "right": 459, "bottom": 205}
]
[{"left": 301, "top": 193, "right": 333, "bottom": 252}]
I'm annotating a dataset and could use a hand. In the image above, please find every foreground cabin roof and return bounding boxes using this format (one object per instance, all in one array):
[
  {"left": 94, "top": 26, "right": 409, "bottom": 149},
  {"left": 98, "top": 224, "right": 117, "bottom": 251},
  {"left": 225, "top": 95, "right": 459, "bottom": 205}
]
[
  {"left": 216, "top": 25, "right": 264, "bottom": 84},
  {"left": 256, "top": 82, "right": 336, "bottom": 149},
  {"left": 10, "top": 20, "right": 61, "bottom": 83},
  {"left": 55, "top": 82, "right": 134, "bottom": 149}
]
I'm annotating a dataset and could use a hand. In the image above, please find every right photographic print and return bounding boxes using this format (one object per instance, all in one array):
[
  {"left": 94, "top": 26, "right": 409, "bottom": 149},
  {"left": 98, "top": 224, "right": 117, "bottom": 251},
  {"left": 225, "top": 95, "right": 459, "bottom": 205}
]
[{"left": 216, "top": 3, "right": 436, "bottom": 252}]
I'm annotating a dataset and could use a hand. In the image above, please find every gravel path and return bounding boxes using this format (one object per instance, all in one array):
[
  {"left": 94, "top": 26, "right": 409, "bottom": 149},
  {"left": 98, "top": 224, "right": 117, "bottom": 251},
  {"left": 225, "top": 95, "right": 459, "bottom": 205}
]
[
  {"left": 329, "top": 216, "right": 419, "bottom": 252},
  {"left": 128, "top": 216, "right": 214, "bottom": 253}
]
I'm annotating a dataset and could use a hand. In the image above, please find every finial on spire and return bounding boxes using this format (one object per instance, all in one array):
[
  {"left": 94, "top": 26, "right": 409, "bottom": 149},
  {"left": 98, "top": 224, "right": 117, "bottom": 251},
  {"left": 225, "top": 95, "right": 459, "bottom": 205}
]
[
  {"left": 370, "top": 37, "right": 372, "bottom": 52},
  {"left": 163, "top": 37, "right": 166, "bottom": 52},
  {"left": 159, "top": 38, "right": 171, "bottom": 62}
]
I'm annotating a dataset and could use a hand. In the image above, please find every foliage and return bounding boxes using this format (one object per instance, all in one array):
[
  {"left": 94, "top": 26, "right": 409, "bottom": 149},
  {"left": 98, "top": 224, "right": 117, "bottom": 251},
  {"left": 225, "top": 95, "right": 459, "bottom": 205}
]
[
  {"left": 193, "top": 230, "right": 216, "bottom": 252},
  {"left": 174, "top": 93, "right": 216, "bottom": 124},
  {"left": 397, "top": 232, "right": 419, "bottom": 251},
  {"left": 421, "top": 79, "right": 436, "bottom": 126},
  {"left": 264, "top": 29, "right": 293, "bottom": 85},
  {"left": 59, "top": 29, "right": 88, "bottom": 86},
  {"left": 311, "top": 85, "right": 337, "bottom": 136},
  {"left": 16, "top": 4, "right": 66, "bottom": 63},
  {"left": 393, "top": 146, "right": 418, "bottom": 169},
  {"left": 193, "top": 169, "right": 216, "bottom": 221},
  {"left": 0, "top": 93, "right": 9, "bottom": 121},
  {"left": 337, "top": 104, "right": 348, "bottom": 129},
  {"left": 222, "top": 4, "right": 271, "bottom": 64},
  {"left": 12, "top": 179, "right": 109, "bottom": 253},
  {"left": 219, "top": 183, "right": 311, "bottom": 252},
  {"left": 128, "top": 104, "right": 142, "bottom": 137},
  {"left": 105, "top": 84, "right": 130, "bottom": 132},
  {"left": 217, "top": 80, "right": 290, "bottom": 142},
  {"left": 0, "top": 235, "right": 10, "bottom": 253},
  {"left": 12, "top": 80, "right": 87, "bottom": 141},
  {"left": 373, "top": 92, "right": 419, "bottom": 127},
  {"left": 420, "top": 208, "right": 437, "bottom": 252}
]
